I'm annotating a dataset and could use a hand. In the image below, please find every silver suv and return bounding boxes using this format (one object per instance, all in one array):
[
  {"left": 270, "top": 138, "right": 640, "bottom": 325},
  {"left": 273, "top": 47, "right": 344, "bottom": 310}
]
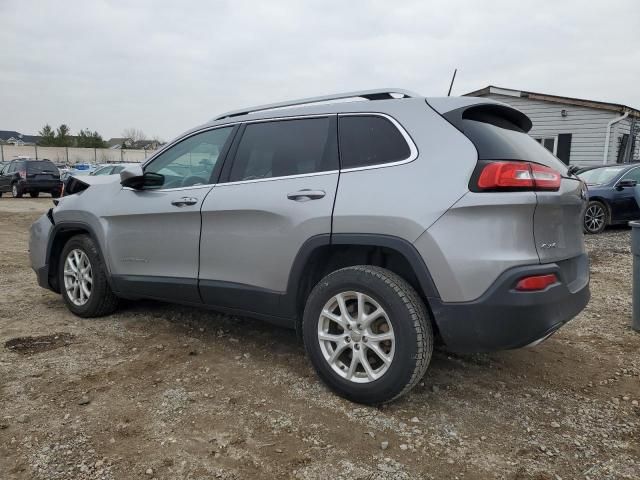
[{"left": 29, "top": 89, "right": 590, "bottom": 404}]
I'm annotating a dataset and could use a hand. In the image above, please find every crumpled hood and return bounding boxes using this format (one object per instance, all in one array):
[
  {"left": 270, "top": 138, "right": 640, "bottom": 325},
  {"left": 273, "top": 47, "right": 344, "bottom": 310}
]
[{"left": 69, "top": 174, "right": 122, "bottom": 186}]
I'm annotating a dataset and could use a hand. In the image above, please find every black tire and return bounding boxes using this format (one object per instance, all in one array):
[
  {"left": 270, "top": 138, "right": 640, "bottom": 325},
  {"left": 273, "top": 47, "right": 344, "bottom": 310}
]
[
  {"left": 29, "top": 191, "right": 40, "bottom": 198},
  {"left": 302, "top": 266, "right": 433, "bottom": 404},
  {"left": 51, "top": 189, "right": 61, "bottom": 198},
  {"left": 11, "top": 183, "right": 23, "bottom": 198},
  {"left": 583, "top": 200, "right": 608, "bottom": 234},
  {"left": 59, "top": 234, "right": 119, "bottom": 317}
]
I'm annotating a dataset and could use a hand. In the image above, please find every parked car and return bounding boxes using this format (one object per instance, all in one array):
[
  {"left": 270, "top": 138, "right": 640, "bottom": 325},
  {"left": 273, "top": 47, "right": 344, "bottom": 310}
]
[
  {"left": 90, "top": 163, "right": 139, "bottom": 176},
  {"left": 29, "top": 89, "right": 590, "bottom": 404},
  {"left": 60, "top": 163, "right": 97, "bottom": 183},
  {"left": 578, "top": 163, "right": 640, "bottom": 234},
  {"left": 0, "top": 158, "right": 62, "bottom": 198}
]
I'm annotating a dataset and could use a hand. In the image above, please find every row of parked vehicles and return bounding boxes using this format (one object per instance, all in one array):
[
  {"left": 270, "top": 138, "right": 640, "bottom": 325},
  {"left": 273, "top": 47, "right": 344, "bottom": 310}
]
[{"left": 0, "top": 158, "right": 137, "bottom": 198}]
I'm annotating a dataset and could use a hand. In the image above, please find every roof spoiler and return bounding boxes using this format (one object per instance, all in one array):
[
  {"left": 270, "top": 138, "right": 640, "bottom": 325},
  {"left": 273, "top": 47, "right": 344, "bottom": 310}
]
[{"left": 435, "top": 102, "right": 533, "bottom": 133}]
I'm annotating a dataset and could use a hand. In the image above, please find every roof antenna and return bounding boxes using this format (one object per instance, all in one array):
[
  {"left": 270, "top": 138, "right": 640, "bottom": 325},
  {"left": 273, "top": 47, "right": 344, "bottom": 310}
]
[{"left": 447, "top": 69, "right": 457, "bottom": 96}]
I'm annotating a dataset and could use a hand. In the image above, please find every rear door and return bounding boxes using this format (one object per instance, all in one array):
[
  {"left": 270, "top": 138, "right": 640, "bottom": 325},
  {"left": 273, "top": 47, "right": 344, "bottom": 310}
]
[{"left": 198, "top": 116, "right": 339, "bottom": 316}]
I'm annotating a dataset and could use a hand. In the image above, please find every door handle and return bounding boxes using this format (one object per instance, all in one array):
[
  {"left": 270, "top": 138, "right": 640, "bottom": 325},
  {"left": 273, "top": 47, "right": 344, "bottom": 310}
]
[
  {"left": 171, "top": 197, "right": 198, "bottom": 207},
  {"left": 287, "top": 189, "right": 326, "bottom": 202}
]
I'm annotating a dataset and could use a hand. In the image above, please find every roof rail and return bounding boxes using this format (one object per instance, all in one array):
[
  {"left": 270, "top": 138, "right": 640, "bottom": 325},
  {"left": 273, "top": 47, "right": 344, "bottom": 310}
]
[{"left": 214, "top": 88, "right": 421, "bottom": 121}]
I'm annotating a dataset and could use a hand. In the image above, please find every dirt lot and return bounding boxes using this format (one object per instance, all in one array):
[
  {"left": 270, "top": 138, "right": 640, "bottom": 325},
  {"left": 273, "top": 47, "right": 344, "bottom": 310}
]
[{"left": 1, "top": 198, "right": 639, "bottom": 480}]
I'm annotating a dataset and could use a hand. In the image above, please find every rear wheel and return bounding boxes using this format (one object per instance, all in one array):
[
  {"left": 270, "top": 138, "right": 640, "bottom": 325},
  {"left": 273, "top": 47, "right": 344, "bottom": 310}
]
[
  {"left": 11, "top": 183, "right": 23, "bottom": 198},
  {"left": 584, "top": 200, "right": 607, "bottom": 234},
  {"left": 29, "top": 191, "right": 40, "bottom": 198},
  {"left": 59, "top": 235, "right": 119, "bottom": 317},
  {"left": 51, "top": 189, "right": 61, "bottom": 198},
  {"left": 302, "top": 266, "right": 433, "bottom": 404}
]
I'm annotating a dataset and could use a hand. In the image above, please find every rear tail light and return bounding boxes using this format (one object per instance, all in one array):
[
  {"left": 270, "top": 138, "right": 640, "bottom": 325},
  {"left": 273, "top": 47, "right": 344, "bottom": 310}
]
[
  {"left": 474, "top": 161, "right": 561, "bottom": 192},
  {"left": 515, "top": 273, "right": 558, "bottom": 291},
  {"left": 18, "top": 169, "right": 26, "bottom": 179}
]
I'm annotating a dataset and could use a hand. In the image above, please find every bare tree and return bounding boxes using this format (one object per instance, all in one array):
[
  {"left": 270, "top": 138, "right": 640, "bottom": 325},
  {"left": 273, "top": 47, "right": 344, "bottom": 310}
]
[{"left": 121, "top": 128, "right": 146, "bottom": 142}]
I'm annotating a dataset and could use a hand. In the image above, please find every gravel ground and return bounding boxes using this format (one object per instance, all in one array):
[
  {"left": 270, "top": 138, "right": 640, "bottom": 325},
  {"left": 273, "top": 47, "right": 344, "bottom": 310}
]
[{"left": 1, "top": 198, "right": 639, "bottom": 480}]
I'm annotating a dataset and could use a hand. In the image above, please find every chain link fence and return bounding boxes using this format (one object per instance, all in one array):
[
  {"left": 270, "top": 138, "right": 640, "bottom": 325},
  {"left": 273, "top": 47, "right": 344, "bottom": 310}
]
[{"left": 0, "top": 145, "right": 157, "bottom": 164}]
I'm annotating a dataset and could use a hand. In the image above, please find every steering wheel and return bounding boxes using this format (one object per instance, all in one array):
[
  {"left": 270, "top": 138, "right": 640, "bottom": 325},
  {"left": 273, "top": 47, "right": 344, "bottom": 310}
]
[{"left": 182, "top": 175, "right": 207, "bottom": 187}]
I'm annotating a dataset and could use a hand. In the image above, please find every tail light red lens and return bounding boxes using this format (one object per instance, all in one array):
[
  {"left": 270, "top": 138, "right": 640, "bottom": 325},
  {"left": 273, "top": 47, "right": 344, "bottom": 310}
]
[
  {"left": 515, "top": 273, "right": 558, "bottom": 291},
  {"left": 18, "top": 169, "right": 27, "bottom": 179},
  {"left": 475, "top": 161, "right": 561, "bottom": 191}
]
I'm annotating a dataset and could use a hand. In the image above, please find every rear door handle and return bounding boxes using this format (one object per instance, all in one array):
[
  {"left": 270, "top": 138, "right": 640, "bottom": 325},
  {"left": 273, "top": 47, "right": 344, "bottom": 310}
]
[
  {"left": 287, "top": 189, "right": 326, "bottom": 202},
  {"left": 171, "top": 197, "right": 198, "bottom": 207}
]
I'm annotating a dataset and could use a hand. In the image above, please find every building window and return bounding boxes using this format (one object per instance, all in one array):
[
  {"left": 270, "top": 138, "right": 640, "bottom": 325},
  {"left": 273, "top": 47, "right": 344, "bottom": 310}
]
[{"left": 534, "top": 136, "right": 557, "bottom": 155}]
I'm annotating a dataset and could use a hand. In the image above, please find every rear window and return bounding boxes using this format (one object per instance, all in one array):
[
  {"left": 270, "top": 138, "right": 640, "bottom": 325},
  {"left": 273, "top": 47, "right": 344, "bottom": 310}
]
[
  {"left": 27, "top": 160, "right": 58, "bottom": 174},
  {"left": 338, "top": 115, "right": 411, "bottom": 169},
  {"left": 459, "top": 108, "right": 566, "bottom": 171},
  {"left": 229, "top": 117, "right": 337, "bottom": 182}
]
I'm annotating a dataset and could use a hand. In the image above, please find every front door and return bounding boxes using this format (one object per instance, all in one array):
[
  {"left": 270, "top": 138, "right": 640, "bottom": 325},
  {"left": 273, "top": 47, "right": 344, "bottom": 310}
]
[
  {"left": 612, "top": 167, "right": 640, "bottom": 221},
  {"left": 199, "top": 116, "right": 339, "bottom": 317},
  {"left": 102, "top": 126, "right": 235, "bottom": 303}
]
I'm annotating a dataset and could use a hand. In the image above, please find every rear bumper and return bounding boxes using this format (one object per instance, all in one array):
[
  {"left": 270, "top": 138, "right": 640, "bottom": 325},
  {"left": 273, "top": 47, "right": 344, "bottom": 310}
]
[
  {"left": 19, "top": 179, "right": 62, "bottom": 191},
  {"left": 430, "top": 254, "right": 590, "bottom": 353}
]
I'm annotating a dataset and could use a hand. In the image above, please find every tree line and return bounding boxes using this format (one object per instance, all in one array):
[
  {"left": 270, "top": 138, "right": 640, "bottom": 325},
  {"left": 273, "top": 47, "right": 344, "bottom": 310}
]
[{"left": 38, "top": 124, "right": 106, "bottom": 148}]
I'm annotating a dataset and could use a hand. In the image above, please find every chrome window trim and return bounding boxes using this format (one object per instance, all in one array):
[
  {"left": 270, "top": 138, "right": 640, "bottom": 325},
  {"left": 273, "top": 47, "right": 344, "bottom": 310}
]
[{"left": 337, "top": 112, "right": 419, "bottom": 173}]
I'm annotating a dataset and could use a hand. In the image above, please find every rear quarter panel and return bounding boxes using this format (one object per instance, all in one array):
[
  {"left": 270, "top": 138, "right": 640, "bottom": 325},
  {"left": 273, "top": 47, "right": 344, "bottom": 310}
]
[{"left": 332, "top": 99, "right": 477, "bottom": 241}]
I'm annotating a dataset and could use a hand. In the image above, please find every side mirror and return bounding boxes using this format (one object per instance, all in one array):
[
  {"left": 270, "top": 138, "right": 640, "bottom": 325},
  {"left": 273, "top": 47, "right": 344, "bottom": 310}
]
[
  {"left": 120, "top": 165, "right": 164, "bottom": 190},
  {"left": 617, "top": 179, "right": 638, "bottom": 189}
]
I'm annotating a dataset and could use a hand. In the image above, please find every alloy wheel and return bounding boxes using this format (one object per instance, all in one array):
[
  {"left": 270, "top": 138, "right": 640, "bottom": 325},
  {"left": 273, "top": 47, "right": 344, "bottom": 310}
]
[
  {"left": 584, "top": 204, "right": 605, "bottom": 233},
  {"left": 63, "top": 249, "right": 93, "bottom": 306},
  {"left": 317, "top": 291, "right": 395, "bottom": 383}
]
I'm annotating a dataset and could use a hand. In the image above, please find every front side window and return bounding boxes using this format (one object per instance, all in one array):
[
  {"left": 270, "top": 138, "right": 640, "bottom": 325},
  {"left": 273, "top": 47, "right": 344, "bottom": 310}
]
[
  {"left": 338, "top": 115, "right": 411, "bottom": 169},
  {"left": 145, "top": 127, "right": 233, "bottom": 188},
  {"left": 229, "top": 117, "right": 337, "bottom": 182},
  {"left": 621, "top": 167, "right": 640, "bottom": 183}
]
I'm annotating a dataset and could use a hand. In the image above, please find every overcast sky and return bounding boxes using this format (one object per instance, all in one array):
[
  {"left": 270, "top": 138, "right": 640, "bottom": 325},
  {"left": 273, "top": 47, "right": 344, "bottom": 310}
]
[{"left": 1, "top": 0, "right": 639, "bottom": 141}]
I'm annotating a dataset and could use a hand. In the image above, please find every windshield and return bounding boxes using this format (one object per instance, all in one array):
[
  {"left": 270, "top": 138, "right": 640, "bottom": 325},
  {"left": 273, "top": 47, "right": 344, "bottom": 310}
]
[{"left": 578, "top": 166, "right": 626, "bottom": 185}]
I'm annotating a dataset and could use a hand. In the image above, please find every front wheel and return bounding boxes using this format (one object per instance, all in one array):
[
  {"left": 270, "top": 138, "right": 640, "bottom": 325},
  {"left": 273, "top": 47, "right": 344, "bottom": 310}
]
[
  {"left": 59, "top": 235, "right": 119, "bottom": 317},
  {"left": 584, "top": 200, "right": 607, "bottom": 234},
  {"left": 302, "top": 266, "right": 433, "bottom": 404}
]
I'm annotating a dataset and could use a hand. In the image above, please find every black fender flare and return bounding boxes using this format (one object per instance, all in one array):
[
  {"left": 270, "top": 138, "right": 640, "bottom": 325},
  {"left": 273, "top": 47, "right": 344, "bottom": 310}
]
[{"left": 284, "top": 233, "right": 441, "bottom": 328}]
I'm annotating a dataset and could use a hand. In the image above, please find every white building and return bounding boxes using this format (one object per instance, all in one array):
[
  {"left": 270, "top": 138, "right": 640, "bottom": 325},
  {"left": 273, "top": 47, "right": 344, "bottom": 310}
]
[{"left": 464, "top": 86, "right": 640, "bottom": 167}]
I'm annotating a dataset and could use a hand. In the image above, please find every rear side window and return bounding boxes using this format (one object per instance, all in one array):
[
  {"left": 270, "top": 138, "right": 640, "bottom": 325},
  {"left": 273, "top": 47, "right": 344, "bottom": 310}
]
[
  {"left": 229, "top": 117, "right": 337, "bottom": 182},
  {"left": 27, "top": 160, "right": 58, "bottom": 174},
  {"left": 338, "top": 115, "right": 411, "bottom": 169},
  {"left": 460, "top": 108, "right": 566, "bottom": 170}
]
